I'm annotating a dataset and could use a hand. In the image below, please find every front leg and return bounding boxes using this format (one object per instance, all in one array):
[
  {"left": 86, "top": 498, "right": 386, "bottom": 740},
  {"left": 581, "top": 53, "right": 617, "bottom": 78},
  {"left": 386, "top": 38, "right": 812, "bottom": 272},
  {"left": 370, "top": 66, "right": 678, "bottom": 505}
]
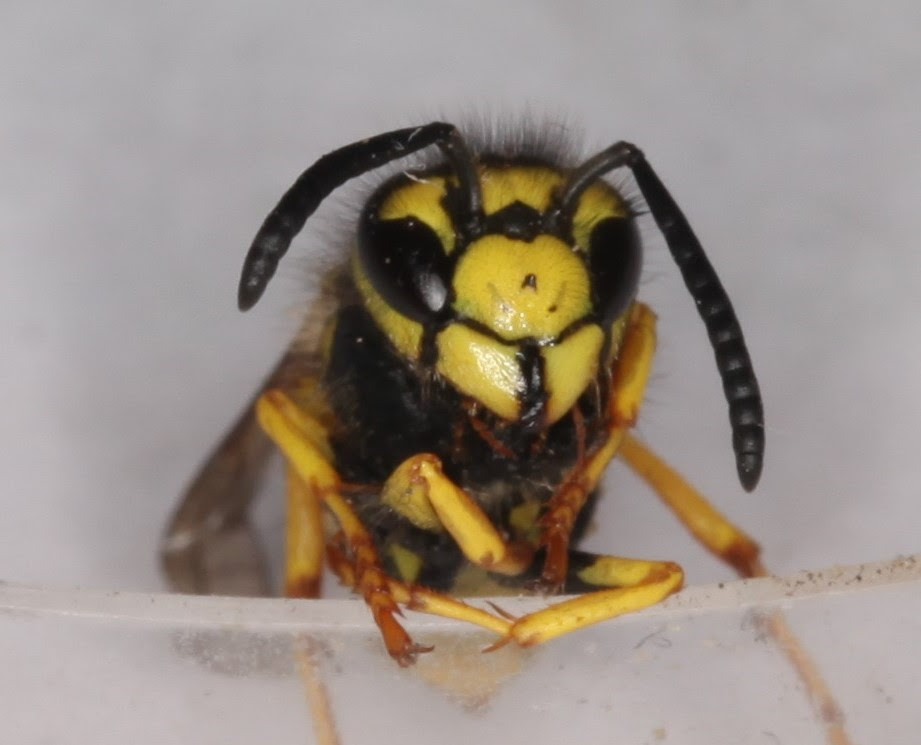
[
  {"left": 538, "top": 302, "right": 657, "bottom": 591},
  {"left": 495, "top": 551, "right": 684, "bottom": 649},
  {"left": 257, "top": 389, "right": 515, "bottom": 664},
  {"left": 380, "top": 454, "right": 534, "bottom": 576},
  {"left": 256, "top": 390, "right": 431, "bottom": 665}
]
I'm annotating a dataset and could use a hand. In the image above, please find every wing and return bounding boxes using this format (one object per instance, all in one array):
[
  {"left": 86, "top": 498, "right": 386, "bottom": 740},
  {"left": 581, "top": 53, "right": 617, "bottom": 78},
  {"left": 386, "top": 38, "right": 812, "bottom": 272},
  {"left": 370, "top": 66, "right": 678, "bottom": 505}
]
[
  {"left": 159, "top": 346, "right": 319, "bottom": 595},
  {"left": 160, "top": 279, "right": 342, "bottom": 596}
]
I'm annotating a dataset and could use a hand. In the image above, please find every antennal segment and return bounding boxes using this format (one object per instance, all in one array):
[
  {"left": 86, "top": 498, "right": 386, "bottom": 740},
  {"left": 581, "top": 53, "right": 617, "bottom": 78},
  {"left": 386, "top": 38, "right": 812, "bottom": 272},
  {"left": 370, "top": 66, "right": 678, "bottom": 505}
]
[
  {"left": 558, "top": 141, "right": 764, "bottom": 490},
  {"left": 238, "top": 122, "right": 478, "bottom": 311}
]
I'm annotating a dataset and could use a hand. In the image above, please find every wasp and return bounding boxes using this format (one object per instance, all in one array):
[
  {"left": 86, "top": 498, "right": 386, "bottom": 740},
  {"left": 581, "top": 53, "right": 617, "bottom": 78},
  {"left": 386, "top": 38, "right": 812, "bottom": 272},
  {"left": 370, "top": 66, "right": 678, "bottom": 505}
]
[{"left": 161, "top": 122, "right": 765, "bottom": 666}]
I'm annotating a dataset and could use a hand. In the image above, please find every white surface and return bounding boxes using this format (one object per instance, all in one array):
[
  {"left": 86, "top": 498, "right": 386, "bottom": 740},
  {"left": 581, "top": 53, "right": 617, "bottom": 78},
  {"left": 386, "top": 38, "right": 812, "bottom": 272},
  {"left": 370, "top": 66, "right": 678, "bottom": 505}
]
[
  {"left": 1, "top": 3, "right": 920, "bottom": 741},
  {"left": 2, "top": 556, "right": 919, "bottom": 745}
]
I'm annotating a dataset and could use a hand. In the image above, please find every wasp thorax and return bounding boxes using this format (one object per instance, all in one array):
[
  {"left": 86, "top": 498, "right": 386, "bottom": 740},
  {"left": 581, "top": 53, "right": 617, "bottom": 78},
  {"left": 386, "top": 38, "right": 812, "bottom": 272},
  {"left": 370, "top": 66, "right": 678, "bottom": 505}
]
[{"left": 451, "top": 234, "right": 591, "bottom": 342}]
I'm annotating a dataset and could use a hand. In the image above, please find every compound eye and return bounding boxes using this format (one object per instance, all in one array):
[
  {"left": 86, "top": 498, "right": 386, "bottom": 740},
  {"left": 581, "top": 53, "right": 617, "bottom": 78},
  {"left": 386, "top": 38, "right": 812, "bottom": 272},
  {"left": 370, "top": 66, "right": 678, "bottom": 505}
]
[
  {"left": 589, "top": 217, "right": 642, "bottom": 325},
  {"left": 358, "top": 216, "right": 452, "bottom": 323}
]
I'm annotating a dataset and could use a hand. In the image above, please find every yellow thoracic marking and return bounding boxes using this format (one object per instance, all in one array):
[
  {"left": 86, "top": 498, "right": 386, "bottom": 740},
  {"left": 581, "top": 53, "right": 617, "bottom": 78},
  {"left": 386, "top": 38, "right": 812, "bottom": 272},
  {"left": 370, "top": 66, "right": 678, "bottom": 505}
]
[
  {"left": 542, "top": 324, "right": 604, "bottom": 424},
  {"left": 435, "top": 325, "right": 522, "bottom": 420},
  {"left": 508, "top": 500, "right": 542, "bottom": 543},
  {"left": 388, "top": 543, "right": 423, "bottom": 584},
  {"left": 452, "top": 234, "right": 591, "bottom": 341}
]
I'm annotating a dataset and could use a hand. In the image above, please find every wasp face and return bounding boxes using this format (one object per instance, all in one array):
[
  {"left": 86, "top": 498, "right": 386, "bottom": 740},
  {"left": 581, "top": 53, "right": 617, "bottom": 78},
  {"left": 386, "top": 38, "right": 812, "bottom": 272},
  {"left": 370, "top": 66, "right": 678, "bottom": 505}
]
[{"left": 355, "top": 163, "right": 642, "bottom": 429}]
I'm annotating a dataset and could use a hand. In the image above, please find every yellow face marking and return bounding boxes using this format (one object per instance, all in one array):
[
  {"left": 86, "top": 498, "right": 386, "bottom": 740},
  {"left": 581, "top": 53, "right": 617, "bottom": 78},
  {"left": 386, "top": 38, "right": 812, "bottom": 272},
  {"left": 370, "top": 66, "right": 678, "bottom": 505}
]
[
  {"left": 479, "top": 165, "right": 564, "bottom": 214},
  {"left": 452, "top": 234, "right": 591, "bottom": 341},
  {"left": 377, "top": 176, "right": 455, "bottom": 253},
  {"left": 571, "top": 181, "right": 630, "bottom": 249},
  {"left": 542, "top": 324, "right": 604, "bottom": 424},
  {"left": 435, "top": 325, "right": 522, "bottom": 420},
  {"left": 352, "top": 252, "right": 424, "bottom": 361}
]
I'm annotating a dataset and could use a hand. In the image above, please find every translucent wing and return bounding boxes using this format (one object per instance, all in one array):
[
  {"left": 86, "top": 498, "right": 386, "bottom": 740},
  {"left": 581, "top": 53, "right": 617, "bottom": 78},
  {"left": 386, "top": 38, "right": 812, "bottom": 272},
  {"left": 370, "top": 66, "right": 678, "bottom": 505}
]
[{"left": 161, "top": 285, "right": 339, "bottom": 596}]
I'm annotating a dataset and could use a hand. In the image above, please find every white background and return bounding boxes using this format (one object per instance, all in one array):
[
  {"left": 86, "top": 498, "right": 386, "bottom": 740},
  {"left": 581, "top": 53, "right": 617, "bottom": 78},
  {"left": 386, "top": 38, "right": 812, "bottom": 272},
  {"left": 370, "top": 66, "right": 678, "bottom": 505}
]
[{"left": 2, "top": 2, "right": 920, "bottom": 595}]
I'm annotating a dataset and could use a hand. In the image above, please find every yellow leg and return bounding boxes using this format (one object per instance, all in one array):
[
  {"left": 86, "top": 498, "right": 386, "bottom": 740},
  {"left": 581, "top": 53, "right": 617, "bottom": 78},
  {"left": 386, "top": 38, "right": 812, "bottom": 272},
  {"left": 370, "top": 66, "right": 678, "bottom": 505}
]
[
  {"left": 257, "top": 390, "right": 422, "bottom": 664},
  {"left": 285, "top": 465, "right": 326, "bottom": 598},
  {"left": 503, "top": 556, "right": 684, "bottom": 647},
  {"left": 617, "top": 437, "right": 855, "bottom": 745},
  {"left": 617, "top": 433, "right": 761, "bottom": 577},
  {"left": 487, "top": 304, "right": 690, "bottom": 647},
  {"left": 325, "top": 538, "right": 513, "bottom": 637},
  {"left": 539, "top": 302, "right": 657, "bottom": 590},
  {"left": 258, "top": 389, "right": 514, "bottom": 663},
  {"left": 381, "top": 453, "right": 533, "bottom": 575}
]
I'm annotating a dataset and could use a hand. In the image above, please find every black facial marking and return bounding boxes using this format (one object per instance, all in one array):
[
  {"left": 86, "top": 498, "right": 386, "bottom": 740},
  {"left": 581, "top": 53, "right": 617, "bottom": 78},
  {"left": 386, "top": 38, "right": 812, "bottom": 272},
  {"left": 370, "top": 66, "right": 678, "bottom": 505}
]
[
  {"left": 484, "top": 201, "right": 544, "bottom": 241},
  {"left": 517, "top": 344, "right": 547, "bottom": 433}
]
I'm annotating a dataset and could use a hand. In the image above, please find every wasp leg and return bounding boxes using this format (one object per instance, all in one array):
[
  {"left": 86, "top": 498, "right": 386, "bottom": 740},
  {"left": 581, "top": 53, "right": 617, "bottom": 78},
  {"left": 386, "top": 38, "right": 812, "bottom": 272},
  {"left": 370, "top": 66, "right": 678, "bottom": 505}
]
[
  {"left": 538, "top": 302, "right": 657, "bottom": 591},
  {"left": 257, "top": 389, "right": 514, "bottom": 663},
  {"left": 371, "top": 449, "right": 678, "bottom": 651},
  {"left": 618, "top": 433, "right": 761, "bottom": 577},
  {"left": 285, "top": 464, "right": 326, "bottom": 598},
  {"left": 256, "top": 389, "right": 425, "bottom": 664},
  {"left": 617, "top": 436, "right": 856, "bottom": 745},
  {"left": 325, "top": 538, "right": 512, "bottom": 638},
  {"left": 380, "top": 454, "right": 534, "bottom": 576},
  {"left": 491, "top": 554, "right": 684, "bottom": 648}
]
